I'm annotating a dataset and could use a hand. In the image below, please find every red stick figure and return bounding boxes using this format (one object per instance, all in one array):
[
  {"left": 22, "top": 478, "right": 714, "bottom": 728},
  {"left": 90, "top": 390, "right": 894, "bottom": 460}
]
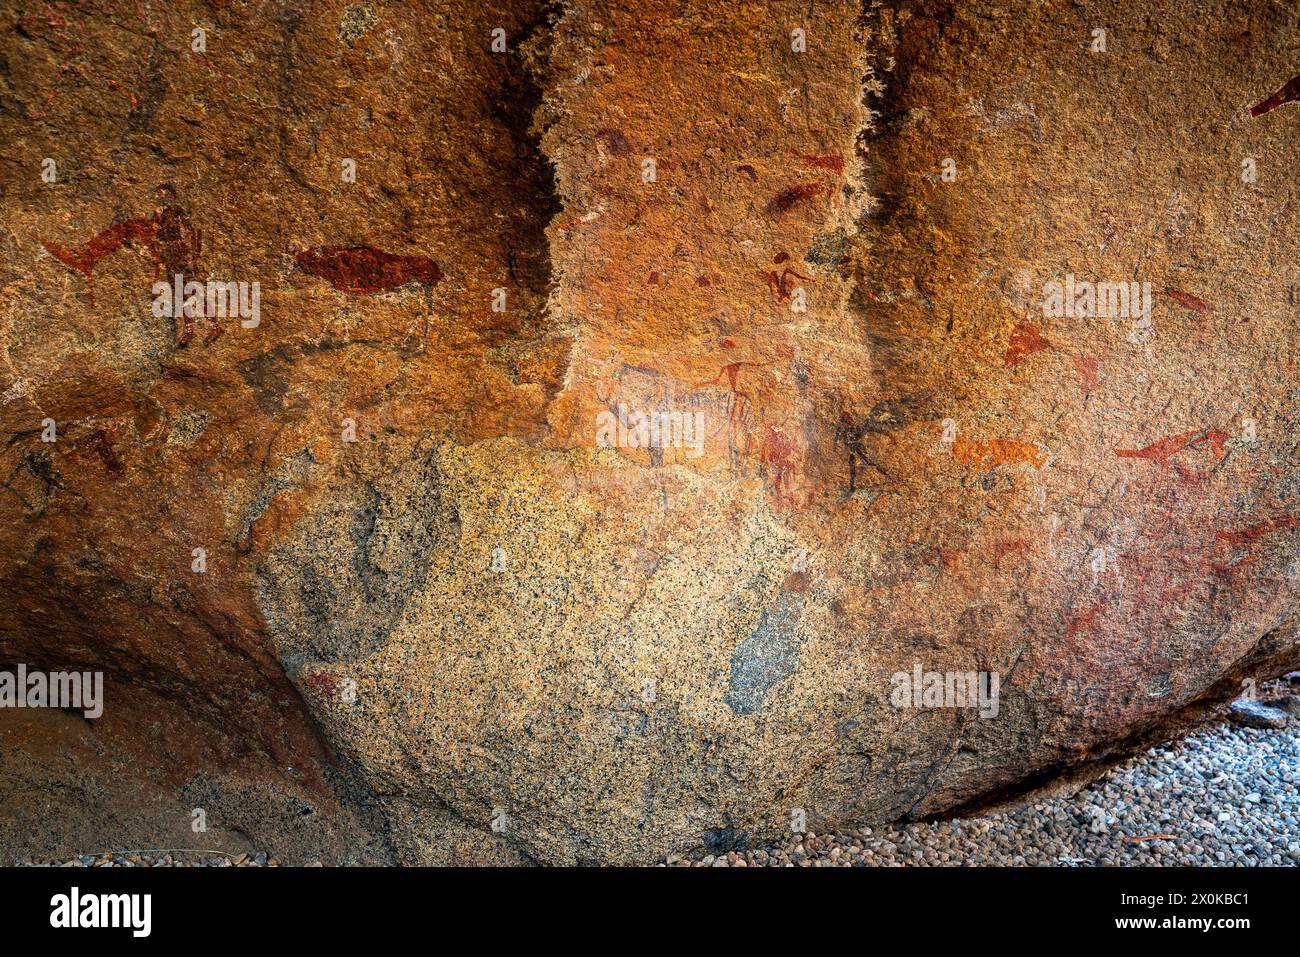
[{"left": 696, "top": 345, "right": 772, "bottom": 456}]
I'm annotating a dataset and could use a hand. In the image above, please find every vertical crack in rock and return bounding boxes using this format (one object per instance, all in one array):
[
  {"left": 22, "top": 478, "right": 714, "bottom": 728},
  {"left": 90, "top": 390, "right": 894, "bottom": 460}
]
[
  {"left": 247, "top": 0, "right": 574, "bottom": 864},
  {"left": 254, "top": 0, "right": 568, "bottom": 670},
  {"left": 503, "top": 4, "right": 566, "bottom": 306}
]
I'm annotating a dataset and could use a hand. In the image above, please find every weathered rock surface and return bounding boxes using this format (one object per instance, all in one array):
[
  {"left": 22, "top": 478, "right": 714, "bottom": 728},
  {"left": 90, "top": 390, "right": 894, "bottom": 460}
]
[
  {"left": 1, "top": 0, "right": 1298, "bottom": 864},
  {"left": 1229, "top": 698, "right": 1289, "bottom": 729}
]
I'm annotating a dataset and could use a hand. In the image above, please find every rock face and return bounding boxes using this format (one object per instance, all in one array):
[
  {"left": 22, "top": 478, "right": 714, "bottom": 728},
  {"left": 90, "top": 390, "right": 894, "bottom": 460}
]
[{"left": 1, "top": 0, "right": 1298, "bottom": 864}]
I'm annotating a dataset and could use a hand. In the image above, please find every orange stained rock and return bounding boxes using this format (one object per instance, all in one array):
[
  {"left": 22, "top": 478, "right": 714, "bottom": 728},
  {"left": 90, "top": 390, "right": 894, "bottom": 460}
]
[{"left": 951, "top": 436, "right": 1048, "bottom": 469}]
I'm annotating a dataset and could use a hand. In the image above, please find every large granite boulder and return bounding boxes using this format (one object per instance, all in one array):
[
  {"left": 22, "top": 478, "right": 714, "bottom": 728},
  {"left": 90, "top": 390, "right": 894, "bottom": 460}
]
[{"left": 1, "top": 0, "right": 1297, "bottom": 863}]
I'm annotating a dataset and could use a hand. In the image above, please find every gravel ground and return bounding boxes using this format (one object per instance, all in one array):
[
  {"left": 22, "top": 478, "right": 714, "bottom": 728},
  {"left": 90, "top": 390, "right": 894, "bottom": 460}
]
[
  {"left": 22, "top": 851, "right": 286, "bottom": 867},
  {"left": 668, "top": 711, "right": 1300, "bottom": 867}
]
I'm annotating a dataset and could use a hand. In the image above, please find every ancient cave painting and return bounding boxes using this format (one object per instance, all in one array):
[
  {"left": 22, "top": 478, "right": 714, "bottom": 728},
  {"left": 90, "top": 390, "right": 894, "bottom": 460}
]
[
  {"left": 759, "top": 423, "right": 799, "bottom": 508},
  {"left": 756, "top": 153, "right": 845, "bottom": 218},
  {"left": 41, "top": 218, "right": 159, "bottom": 304},
  {"left": 799, "top": 152, "right": 845, "bottom": 175},
  {"left": 91, "top": 430, "right": 125, "bottom": 476},
  {"left": 757, "top": 252, "right": 812, "bottom": 302},
  {"left": 1003, "top": 322, "right": 1053, "bottom": 366},
  {"left": 1250, "top": 73, "right": 1300, "bottom": 117},
  {"left": 1162, "top": 287, "right": 1213, "bottom": 326},
  {"left": 294, "top": 246, "right": 444, "bottom": 354},
  {"left": 1215, "top": 512, "right": 1300, "bottom": 547},
  {"left": 833, "top": 411, "right": 891, "bottom": 500},
  {"left": 1064, "top": 601, "right": 1105, "bottom": 643},
  {"left": 595, "top": 128, "right": 632, "bottom": 157},
  {"left": 989, "top": 538, "right": 1031, "bottom": 570},
  {"left": 1072, "top": 356, "right": 1101, "bottom": 395},
  {"left": 937, "top": 546, "right": 964, "bottom": 574},
  {"left": 1206, "top": 512, "right": 1300, "bottom": 576},
  {"left": 1000, "top": 323, "right": 1102, "bottom": 395},
  {"left": 1113, "top": 427, "right": 1228, "bottom": 478},
  {"left": 764, "top": 183, "right": 829, "bottom": 217},
  {"left": 691, "top": 340, "right": 806, "bottom": 506},
  {"left": 40, "top": 185, "right": 217, "bottom": 345},
  {"left": 833, "top": 412, "right": 870, "bottom": 497},
  {"left": 694, "top": 342, "right": 774, "bottom": 459},
  {"left": 951, "top": 437, "right": 1047, "bottom": 469},
  {"left": 298, "top": 667, "right": 340, "bottom": 701},
  {"left": 294, "top": 246, "right": 443, "bottom": 294},
  {"left": 594, "top": 362, "right": 677, "bottom": 467}
]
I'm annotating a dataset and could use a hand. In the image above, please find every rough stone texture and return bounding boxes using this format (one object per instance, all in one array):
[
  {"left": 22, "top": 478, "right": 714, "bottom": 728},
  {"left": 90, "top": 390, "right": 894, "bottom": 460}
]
[
  {"left": 1229, "top": 698, "right": 1288, "bottom": 729},
  {"left": 1, "top": 0, "right": 1298, "bottom": 864}
]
